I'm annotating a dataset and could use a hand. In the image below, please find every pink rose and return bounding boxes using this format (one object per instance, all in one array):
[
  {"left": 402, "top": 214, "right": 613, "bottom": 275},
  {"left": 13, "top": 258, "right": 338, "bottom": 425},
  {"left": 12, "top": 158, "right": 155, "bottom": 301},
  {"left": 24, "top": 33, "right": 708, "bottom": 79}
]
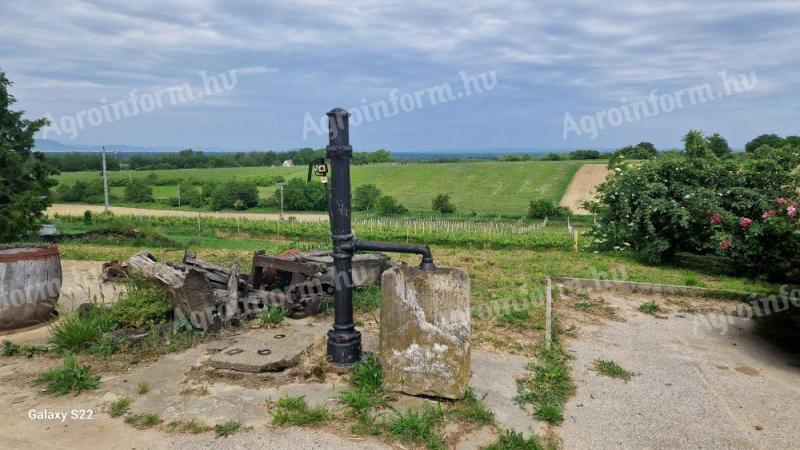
[
  {"left": 720, "top": 240, "right": 731, "bottom": 250},
  {"left": 762, "top": 210, "right": 777, "bottom": 219},
  {"left": 776, "top": 197, "right": 788, "bottom": 205},
  {"left": 740, "top": 217, "right": 752, "bottom": 229},
  {"left": 711, "top": 213, "right": 721, "bottom": 225},
  {"left": 789, "top": 204, "right": 797, "bottom": 218}
]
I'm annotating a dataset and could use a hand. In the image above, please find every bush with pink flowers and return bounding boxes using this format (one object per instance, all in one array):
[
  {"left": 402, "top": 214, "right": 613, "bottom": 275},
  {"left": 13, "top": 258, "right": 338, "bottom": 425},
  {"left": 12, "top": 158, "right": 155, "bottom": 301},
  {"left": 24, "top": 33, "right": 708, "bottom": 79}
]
[{"left": 589, "top": 134, "right": 800, "bottom": 282}]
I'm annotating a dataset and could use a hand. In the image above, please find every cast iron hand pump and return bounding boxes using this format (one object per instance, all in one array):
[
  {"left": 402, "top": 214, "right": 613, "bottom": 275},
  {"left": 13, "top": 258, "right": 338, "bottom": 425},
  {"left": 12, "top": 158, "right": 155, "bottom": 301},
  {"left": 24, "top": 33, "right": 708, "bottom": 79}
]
[{"left": 318, "top": 108, "right": 435, "bottom": 366}]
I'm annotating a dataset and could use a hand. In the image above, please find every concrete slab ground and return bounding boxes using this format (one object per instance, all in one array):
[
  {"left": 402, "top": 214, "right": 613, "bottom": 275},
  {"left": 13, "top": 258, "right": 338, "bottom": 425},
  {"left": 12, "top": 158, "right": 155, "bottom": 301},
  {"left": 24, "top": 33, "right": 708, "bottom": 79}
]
[{"left": 559, "top": 291, "right": 800, "bottom": 449}]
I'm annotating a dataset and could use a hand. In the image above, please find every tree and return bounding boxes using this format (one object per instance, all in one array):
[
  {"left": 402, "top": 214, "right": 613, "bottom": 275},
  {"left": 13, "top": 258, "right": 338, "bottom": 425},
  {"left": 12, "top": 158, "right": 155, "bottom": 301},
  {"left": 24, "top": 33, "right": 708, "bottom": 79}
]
[
  {"left": 124, "top": 179, "right": 154, "bottom": 203},
  {"left": 209, "top": 180, "right": 259, "bottom": 210},
  {"left": 706, "top": 132, "right": 731, "bottom": 157},
  {"left": 275, "top": 178, "right": 327, "bottom": 211},
  {"left": 682, "top": 130, "right": 708, "bottom": 158},
  {"left": 636, "top": 142, "right": 657, "bottom": 156},
  {"left": 377, "top": 195, "right": 408, "bottom": 216},
  {"left": 745, "top": 133, "right": 783, "bottom": 153},
  {"left": 353, "top": 184, "right": 382, "bottom": 211},
  {"left": 0, "top": 71, "right": 57, "bottom": 241},
  {"left": 432, "top": 193, "right": 456, "bottom": 214}
]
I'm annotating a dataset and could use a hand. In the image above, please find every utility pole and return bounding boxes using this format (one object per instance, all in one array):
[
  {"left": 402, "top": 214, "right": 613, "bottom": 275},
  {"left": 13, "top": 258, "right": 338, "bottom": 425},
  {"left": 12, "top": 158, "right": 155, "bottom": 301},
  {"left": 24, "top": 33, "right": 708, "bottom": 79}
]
[
  {"left": 277, "top": 183, "right": 285, "bottom": 220},
  {"left": 177, "top": 183, "right": 181, "bottom": 207},
  {"left": 102, "top": 146, "right": 109, "bottom": 214}
]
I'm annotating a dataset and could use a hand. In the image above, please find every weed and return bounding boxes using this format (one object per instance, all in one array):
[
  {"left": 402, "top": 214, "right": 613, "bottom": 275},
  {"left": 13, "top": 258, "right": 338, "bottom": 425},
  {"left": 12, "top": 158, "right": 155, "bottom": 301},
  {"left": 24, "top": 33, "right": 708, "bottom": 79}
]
[
  {"left": 112, "top": 277, "right": 173, "bottom": 328},
  {"left": 49, "top": 311, "right": 115, "bottom": 352},
  {"left": 353, "top": 285, "right": 381, "bottom": 313},
  {"left": 499, "top": 308, "right": 531, "bottom": 330},
  {"left": 35, "top": 351, "right": 100, "bottom": 395},
  {"left": 270, "top": 395, "right": 331, "bottom": 426},
  {"left": 349, "top": 353, "right": 383, "bottom": 392},
  {"left": 638, "top": 301, "right": 660, "bottom": 314},
  {"left": 515, "top": 343, "right": 574, "bottom": 425},
  {"left": 594, "top": 359, "right": 633, "bottom": 381},
  {"left": 1, "top": 340, "right": 48, "bottom": 357},
  {"left": 167, "top": 418, "right": 212, "bottom": 434},
  {"left": 484, "top": 430, "right": 543, "bottom": 450},
  {"left": 386, "top": 404, "right": 445, "bottom": 450},
  {"left": 684, "top": 273, "right": 700, "bottom": 286},
  {"left": 138, "top": 382, "right": 150, "bottom": 394},
  {"left": 260, "top": 305, "right": 287, "bottom": 325},
  {"left": 125, "top": 412, "right": 162, "bottom": 429},
  {"left": 215, "top": 420, "right": 241, "bottom": 437},
  {"left": 110, "top": 396, "right": 131, "bottom": 417},
  {"left": 447, "top": 387, "right": 494, "bottom": 425},
  {"left": 534, "top": 402, "right": 563, "bottom": 424},
  {"left": 88, "top": 337, "right": 118, "bottom": 358}
]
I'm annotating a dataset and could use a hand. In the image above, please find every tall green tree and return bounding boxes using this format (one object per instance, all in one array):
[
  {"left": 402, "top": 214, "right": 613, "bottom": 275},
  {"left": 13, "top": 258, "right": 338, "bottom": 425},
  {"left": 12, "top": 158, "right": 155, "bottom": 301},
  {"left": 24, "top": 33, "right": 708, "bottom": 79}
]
[
  {"left": 682, "top": 130, "right": 708, "bottom": 158},
  {"left": 0, "top": 71, "right": 57, "bottom": 242},
  {"left": 706, "top": 132, "right": 732, "bottom": 157}
]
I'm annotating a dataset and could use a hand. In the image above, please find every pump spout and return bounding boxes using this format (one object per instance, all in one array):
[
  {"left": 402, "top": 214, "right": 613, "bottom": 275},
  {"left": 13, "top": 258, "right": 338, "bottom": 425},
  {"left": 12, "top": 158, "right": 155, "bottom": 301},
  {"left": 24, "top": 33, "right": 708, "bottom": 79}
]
[{"left": 353, "top": 240, "right": 436, "bottom": 271}]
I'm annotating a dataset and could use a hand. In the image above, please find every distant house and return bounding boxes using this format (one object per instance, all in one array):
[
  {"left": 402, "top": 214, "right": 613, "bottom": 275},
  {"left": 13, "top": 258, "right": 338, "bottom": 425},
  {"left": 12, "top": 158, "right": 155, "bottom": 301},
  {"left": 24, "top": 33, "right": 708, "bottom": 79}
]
[{"left": 282, "top": 159, "right": 294, "bottom": 167}]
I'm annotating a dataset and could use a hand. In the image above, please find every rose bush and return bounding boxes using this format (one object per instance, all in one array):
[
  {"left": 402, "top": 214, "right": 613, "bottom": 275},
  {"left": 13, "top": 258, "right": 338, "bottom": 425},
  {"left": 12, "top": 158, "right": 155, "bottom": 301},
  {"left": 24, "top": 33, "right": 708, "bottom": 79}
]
[{"left": 589, "top": 134, "right": 800, "bottom": 282}]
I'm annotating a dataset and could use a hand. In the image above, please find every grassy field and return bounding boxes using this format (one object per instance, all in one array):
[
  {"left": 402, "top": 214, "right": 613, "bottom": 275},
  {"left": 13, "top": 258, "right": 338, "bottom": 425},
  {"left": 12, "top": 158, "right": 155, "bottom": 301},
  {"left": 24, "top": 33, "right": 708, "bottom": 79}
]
[{"left": 56, "top": 160, "right": 590, "bottom": 216}]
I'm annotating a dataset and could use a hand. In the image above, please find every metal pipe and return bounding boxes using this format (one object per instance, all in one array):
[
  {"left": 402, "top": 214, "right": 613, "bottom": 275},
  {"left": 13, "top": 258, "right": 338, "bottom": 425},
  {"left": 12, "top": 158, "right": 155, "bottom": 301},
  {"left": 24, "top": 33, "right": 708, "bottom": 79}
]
[{"left": 353, "top": 240, "right": 436, "bottom": 271}]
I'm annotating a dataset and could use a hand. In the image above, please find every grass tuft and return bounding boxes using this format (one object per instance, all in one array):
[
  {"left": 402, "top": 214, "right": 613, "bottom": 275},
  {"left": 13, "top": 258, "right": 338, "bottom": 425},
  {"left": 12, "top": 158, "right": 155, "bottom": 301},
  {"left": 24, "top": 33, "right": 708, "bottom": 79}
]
[
  {"left": 125, "top": 412, "right": 162, "bottom": 429},
  {"left": 515, "top": 342, "right": 574, "bottom": 425},
  {"left": 110, "top": 396, "right": 131, "bottom": 417},
  {"left": 638, "top": 301, "right": 660, "bottom": 314},
  {"left": 260, "top": 305, "right": 287, "bottom": 325},
  {"left": 447, "top": 387, "right": 494, "bottom": 425},
  {"left": 35, "top": 351, "right": 100, "bottom": 395},
  {"left": 534, "top": 402, "right": 563, "bottom": 424},
  {"left": 484, "top": 429, "right": 543, "bottom": 450},
  {"left": 270, "top": 395, "right": 332, "bottom": 426},
  {"left": 594, "top": 359, "right": 633, "bottom": 381},
  {"left": 167, "top": 418, "right": 212, "bottom": 434},
  {"left": 215, "top": 420, "right": 241, "bottom": 437},
  {"left": 353, "top": 285, "right": 381, "bottom": 313},
  {"left": 386, "top": 404, "right": 446, "bottom": 450},
  {"left": 137, "top": 382, "right": 150, "bottom": 394}
]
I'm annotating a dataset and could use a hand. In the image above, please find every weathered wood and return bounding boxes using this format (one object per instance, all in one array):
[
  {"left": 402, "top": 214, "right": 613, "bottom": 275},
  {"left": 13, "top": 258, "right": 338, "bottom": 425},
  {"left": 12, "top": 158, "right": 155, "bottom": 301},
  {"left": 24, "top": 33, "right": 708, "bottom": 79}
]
[
  {"left": 252, "top": 254, "right": 326, "bottom": 275},
  {"left": 0, "top": 244, "right": 62, "bottom": 330}
]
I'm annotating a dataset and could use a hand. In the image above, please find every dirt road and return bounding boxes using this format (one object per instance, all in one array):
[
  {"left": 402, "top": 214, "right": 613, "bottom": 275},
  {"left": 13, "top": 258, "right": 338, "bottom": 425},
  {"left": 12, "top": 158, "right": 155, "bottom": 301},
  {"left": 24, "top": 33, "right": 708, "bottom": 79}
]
[
  {"left": 46, "top": 204, "right": 329, "bottom": 223},
  {"left": 559, "top": 164, "right": 609, "bottom": 214},
  {"left": 558, "top": 289, "right": 800, "bottom": 449}
]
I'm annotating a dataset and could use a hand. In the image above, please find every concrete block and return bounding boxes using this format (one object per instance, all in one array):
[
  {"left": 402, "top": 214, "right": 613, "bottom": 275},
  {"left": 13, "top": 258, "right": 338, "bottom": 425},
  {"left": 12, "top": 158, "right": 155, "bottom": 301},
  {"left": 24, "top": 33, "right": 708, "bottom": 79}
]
[{"left": 379, "top": 265, "right": 470, "bottom": 399}]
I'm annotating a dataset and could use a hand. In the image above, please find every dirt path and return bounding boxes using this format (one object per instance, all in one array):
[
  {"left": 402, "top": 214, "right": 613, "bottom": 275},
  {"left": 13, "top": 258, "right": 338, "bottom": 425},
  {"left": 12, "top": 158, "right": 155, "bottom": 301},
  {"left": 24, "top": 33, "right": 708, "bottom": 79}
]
[
  {"left": 558, "top": 290, "right": 800, "bottom": 449},
  {"left": 46, "top": 204, "right": 328, "bottom": 223},
  {"left": 559, "top": 164, "right": 609, "bottom": 214}
]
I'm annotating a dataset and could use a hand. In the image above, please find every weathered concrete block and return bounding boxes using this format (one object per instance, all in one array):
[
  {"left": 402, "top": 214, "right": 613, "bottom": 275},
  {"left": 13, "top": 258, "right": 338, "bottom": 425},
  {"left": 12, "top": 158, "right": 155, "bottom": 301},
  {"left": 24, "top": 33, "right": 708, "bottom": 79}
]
[{"left": 379, "top": 265, "right": 470, "bottom": 399}]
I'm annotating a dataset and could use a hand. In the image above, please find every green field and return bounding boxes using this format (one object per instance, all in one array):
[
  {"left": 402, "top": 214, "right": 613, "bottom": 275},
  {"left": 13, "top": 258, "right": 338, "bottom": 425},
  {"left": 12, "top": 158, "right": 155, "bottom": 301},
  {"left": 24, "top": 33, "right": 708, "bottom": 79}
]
[{"left": 56, "top": 160, "right": 589, "bottom": 216}]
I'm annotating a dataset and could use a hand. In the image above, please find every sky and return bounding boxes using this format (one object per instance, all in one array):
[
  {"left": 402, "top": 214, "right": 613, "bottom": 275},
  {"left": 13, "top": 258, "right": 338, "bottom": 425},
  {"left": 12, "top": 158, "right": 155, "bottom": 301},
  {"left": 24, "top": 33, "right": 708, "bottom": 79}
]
[{"left": 1, "top": 0, "right": 798, "bottom": 152}]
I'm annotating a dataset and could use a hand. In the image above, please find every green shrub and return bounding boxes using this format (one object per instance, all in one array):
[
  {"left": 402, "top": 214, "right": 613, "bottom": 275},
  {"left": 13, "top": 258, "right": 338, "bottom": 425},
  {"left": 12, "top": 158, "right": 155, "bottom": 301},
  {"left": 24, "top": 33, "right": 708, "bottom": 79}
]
[
  {"left": 274, "top": 178, "right": 327, "bottom": 211},
  {"left": 377, "top": 195, "right": 408, "bottom": 216},
  {"left": 589, "top": 140, "right": 800, "bottom": 282},
  {"left": 209, "top": 180, "right": 259, "bottom": 210},
  {"left": 35, "top": 351, "right": 100, "bottom": 395},
  {"left": 111, "top": 278, "right": 172, "bottom": 328},
  {"left": 431, "top": 193, "right": 456, "bottom": 214},
  {"left": 1, "top": 340, "right": 48, "bottom": 357},
  {"left": 527, "top": 199, "right": 570, "bottom": 219},
  {"left": 124, "top": 178, "right": 154, "bottom": 203},
  {"left": 354, "top": 184, "right": 382, "bottom": 211}
]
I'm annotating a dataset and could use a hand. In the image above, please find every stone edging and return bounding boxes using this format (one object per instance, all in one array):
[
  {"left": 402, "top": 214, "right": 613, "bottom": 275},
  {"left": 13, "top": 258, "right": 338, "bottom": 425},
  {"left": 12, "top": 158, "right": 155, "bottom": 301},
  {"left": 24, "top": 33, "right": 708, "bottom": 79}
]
[{"left": 556, "top": 277, "right": 754, "bottom": 301}]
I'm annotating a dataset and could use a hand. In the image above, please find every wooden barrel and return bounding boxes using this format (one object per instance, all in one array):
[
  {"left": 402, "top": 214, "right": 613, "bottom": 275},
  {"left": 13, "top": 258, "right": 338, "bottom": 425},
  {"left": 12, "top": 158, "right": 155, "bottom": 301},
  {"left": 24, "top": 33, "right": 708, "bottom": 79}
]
[{"left": 0, "top": 244, "right": 61, "bottom": 331}]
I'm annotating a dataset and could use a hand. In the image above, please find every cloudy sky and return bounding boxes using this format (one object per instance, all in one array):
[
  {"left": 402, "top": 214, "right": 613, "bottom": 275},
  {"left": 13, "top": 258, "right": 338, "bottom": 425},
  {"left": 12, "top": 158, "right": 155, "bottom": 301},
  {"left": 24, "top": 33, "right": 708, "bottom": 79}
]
[{"left": 1, "top": 0, "right": 798, "bottom": 152}]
